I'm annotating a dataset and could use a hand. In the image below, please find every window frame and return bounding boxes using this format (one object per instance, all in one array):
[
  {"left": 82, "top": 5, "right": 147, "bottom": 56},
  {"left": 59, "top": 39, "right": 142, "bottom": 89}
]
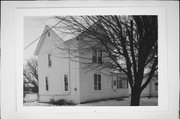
[
  {"left": 117, "top": 77, "right": 127, "bottom": 89},
  {"left": 45, "top": 77, "right": 49, "bottom": 91},
  {"left": 64, "top": 74, "right": 69, "bottom": 91},
  {"left": 154, "top": 82, "right": 158, "bottom": 90},
  {"left": 92, "top": 49, "right": 97, "bottom": 63},
  {"left": 98, "top": 50, "right": 102, "bottom": 64},
  {"left": 48, "top": 32, "right": 50, "bottom": 37},
  {"left": 92, "top": 49, "right": 102, "bottom": 63},
  {"left": 48, "top": 54, "right": 52, "bottom": 67},
  {"left": 94, "top": 74, "right": 101, "bottom": 90}
]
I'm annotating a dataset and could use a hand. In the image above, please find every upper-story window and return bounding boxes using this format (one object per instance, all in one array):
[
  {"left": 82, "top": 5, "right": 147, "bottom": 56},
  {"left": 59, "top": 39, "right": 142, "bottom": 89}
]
[
  {"left": 48, "top": 32, "right": 50, "bottom": 37},
  {"left": 92, "top": 49, "right": 102, "bottom": 64},
  {"left": 98, "top": 50, "right": 102, "bottom": 63},
  {"left": 48, "top": 54, "right": 52, "bottom": 67},
  {"left": 92, "top": 49, "right": 97, "bottom": 63}
]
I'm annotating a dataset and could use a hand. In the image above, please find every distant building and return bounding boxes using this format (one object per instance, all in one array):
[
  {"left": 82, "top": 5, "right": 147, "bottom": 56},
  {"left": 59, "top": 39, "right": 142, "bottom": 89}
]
[
  {"left": 23, "top": 82, "right": 35, "bottom": 93},
  {"left": 34, "top": 26, "right": 157, "bottom": 104},
  {"left": 140, "top": 75, "right": 158, "bottom": 97}
]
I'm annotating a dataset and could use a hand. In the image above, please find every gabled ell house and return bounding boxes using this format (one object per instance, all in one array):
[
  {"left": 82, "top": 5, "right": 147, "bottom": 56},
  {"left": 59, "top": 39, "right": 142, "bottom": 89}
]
[{"left": 34, "top": 26, "right": 157, "bottom": 104}]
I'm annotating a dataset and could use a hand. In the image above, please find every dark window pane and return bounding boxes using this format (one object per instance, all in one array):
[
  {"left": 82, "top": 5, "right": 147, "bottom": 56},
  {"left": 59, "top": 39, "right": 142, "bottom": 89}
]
[
  {"left": 98, "top": 51, "right": 102, "bottom": 63},
  {"left": 114, "top": 80, "right": 116, "bottom": 86},
  {"left": 98, "top": 57, "right": 102, "bottom": 64},
  {"left": 98, "top": 74, "right": 101, "bottom": 82},
  {"left": 98, "top": 82, "right": 101, "bottom": 90},
  {"left": 94, "top": 85, "right": 97, "bottom": 90},
  {"left": 94, "top": 74, "right": 101, "bottom": 90},
  {"left": 94, "top": 74, "right": 97, "bottom": 90},
  {"left": 116, "top": 76, "right": 119, "bottom": 89},
  {"left": 45, "top": 77, "right": 48, "bottom": 91},
  {"left": 65, "top": 85, "right": 68, "bottom": 91},
  {"left": 94, "top": 49, "right": 97, "bottom": 57},
  {"left": 98, "top": 74, "right": 101, "bottom": 90},
  {"left": 94, "top": 74, "right": 97, "bottom": 82},
  {"left": 48, "top": 54, "right": 51, "bottom": 60},
  {"left": 92, "top": 49, "right": 97, "bottom": 63},
  {"left": 127, "top": 80, "right": 128, "bottom": 88},
  {"left": 92, "top": 56, "right": 97, "bottom": 63},
  {"left": 48, "top": 54, "right": 52, "bottom": 67},
  {"left": 48, "top": 60, "right": 51, "bottom": 67},
  {"left": 64, "top": 74, "right": 68, "bottom": 91},
  {"left": 122, "top": 79, "right": 126, "bottom": 88}
]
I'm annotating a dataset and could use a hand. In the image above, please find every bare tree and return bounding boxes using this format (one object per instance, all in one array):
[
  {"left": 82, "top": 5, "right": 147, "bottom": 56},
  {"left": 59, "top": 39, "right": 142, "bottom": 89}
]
[
  {"left": 51, "top": 15, "right": 158, "bottom": 106},
  {"left": 23, "top": 57, "right": 38, "bottom": 93}
]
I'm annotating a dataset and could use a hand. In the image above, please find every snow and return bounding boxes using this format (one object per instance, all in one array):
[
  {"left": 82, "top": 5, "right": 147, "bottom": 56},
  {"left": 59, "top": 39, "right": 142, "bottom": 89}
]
[
  {"left": 79, "top": 98, "right": 130, "bottom": 106},
  {"left": 23, "top": 97, "right": 158, "bottom": 106},
  {"left": 78, "top": 97, "right": 157, "bottom": 106},
  {"left": 24, "top": 101, "right": 52, "bottom": 106},
  {"left": 140, "top": 97, "right": 158, "bottom": 106},
  {"left": 24, "top": 93, "right": 38, "bottom": 102}
]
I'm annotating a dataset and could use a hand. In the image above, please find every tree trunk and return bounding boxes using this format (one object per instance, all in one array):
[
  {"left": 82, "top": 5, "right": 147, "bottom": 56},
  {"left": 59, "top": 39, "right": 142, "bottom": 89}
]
[{"left": 130, "top": 87, "right": 141, "bottom": 106}]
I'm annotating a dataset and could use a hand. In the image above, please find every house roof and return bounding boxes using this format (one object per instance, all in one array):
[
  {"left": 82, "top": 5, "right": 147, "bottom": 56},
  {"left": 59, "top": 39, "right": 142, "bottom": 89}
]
[
  {"left": 34, "top": 20, "right": 101, "bottom": 55},
  {"left": 34, "top": 25, "right": 63, "bottom": 55},
  {"left": 63, "top": 36, "right": 78, "bottom": 46}
]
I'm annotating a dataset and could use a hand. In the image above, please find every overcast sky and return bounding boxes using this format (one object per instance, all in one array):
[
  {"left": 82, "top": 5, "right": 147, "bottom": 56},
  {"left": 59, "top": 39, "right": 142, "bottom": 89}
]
[
  {"left": 24, "top": 16, "right": 76, "bottom": 63},
  {"left": 24, "top": 16, "right": 47, "bottom": 62},
  {"left": 24, "top": 16, "right": 63, "bottom": 63}
]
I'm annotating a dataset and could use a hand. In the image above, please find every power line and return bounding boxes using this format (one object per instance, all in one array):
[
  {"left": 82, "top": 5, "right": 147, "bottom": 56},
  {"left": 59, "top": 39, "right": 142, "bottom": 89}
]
[{"left": 24, "top": 17, "right": 66, "bottom": 50}]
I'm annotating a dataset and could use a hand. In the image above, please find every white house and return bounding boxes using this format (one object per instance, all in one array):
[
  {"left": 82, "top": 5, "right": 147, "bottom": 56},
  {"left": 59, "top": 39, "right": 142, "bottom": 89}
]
[{"left": 34, "top": 26, "right": 157, "bottom": 104}]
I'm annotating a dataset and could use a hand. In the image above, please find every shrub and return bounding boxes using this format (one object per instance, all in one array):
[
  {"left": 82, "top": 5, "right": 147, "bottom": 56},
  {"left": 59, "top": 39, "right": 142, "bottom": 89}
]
[{"left": 50, "top": 99, "right": 75, "bottom": 106}]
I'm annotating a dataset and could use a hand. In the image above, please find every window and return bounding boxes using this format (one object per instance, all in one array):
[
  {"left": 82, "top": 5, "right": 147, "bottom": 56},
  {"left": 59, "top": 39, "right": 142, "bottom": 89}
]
[
  {"left": 117, "top": 77, "right": 127, "bottom": 89},
  {"left": 48, "top": 32, "right": 50, "bottom": 37},
  {"left": 94, "top": 74, "right": 101, "bottom": 90},
  {"left": 98, "top": 50, "right": 102, "bottom": 63},
  {"left": 112, "top": 78, "right": 117, "bottom": 90},
  {"left": 117, "top": 79, "right": 122, "bottom": 89},
  {"left": 114, "top": 80, "right": 117, "bottom": 86},
  {"left": 92, "top": 49, "right": 102, "bottom": 63},
  {"left": 154, "top": 82, "right": 158, "bottom": 90},
  {"left": 64, "top": 74, "right": 68, "bottom": 91},
  {"left": 92, "top": 49, "right": 97, "bottom": 63},
  {"left": 45, "top": 77, "right": 48, "bottom": 91},
  {"left": 48, "top": 54, "right": 52, "bottom": 67}
]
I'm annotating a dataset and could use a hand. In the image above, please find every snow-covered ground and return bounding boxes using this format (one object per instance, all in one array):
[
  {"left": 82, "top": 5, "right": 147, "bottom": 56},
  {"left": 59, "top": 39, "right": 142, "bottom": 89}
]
[
  {"left": 24, "top": 93, "right": 38, "bottom": 102},
  {"left": 78, "top": 97, "right": 157, "bottom": 106},
  {"left": 24, "top": 101, "right": 52, "bottom": 106},
  {"left": 24, "top": 97, "right": 158, "bottom": 106}
]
